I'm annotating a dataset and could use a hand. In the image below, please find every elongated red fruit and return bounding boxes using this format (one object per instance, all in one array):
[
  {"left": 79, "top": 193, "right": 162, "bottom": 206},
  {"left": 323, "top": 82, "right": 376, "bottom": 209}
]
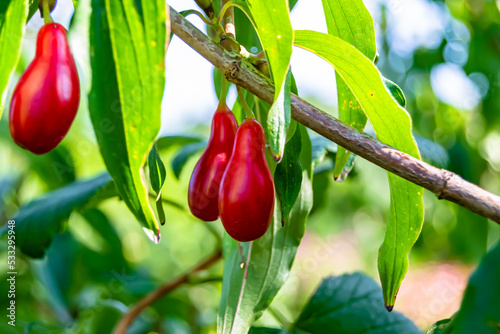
[
  {"left": 219, "top": 118, "right": 275, "bottom": 242},
  {"left": 188, "top": 105, "right": 238, "bottom": 221},
  {"left": 9, "top": 23, "right": 80, "bottom": 155}
]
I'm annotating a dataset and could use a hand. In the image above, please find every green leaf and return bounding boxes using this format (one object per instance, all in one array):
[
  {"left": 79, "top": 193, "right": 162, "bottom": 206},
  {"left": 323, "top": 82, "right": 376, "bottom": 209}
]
[
  {"left": 0, "top": 0, "right": 28, "bottom": 118},
  {"left": 320, "top": 0, "right": 376, "bottom": 180},
  {"left": 0, "top": 173, "right": 115, "bottom": 258},
  {"left": 89, "top": 0, "right": 166, "bottom": 242},
  {"left": 28, "top": 0, "right": 39, "bottom": 20},
  {"left": 246, "top": 0, "right": 293, "bottom": 160},
  {"left": 148, "top": 144, "right": 166, "bottom": 193},
  {"left": 274, "top": 120, "right": 302, "bottom": 223},
  {"left": 294, "top": 273, "right": 421, "bottom": 333},
  {"left": 234, "top": 3, "right": 262, "bottom": 53},
  {"left": 148, "top": 144, "right": 167, "bottom": 225},
  {"left": 289, "top": 0, "right": 299, "bottom": 11},
  {"left": 453, "top": 241, "right": 500, "bottom": 333},
  {"left": 383, "top": 77, "right": 407, "bottom": 108},
  {"left": 218, "top": 125, "right": 313, "bottom": 333},
  {"left": 171, "top": 141, "right": 207, "bottom": 180},
  {"left": 294, "top": 30, "right": 424, "bottom": 309},
  {"left": 267, "top": 70, "right": 292, "bottom": 161}
]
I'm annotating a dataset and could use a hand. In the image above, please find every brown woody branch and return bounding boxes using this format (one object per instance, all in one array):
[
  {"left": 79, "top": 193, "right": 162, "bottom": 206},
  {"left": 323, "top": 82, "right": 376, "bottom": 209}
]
[
  {"left": 113, "top": 250, "right": 222, "bottom": 334},
  {"left": 170, "top": 7, "right": 500, "bottom": 224}
]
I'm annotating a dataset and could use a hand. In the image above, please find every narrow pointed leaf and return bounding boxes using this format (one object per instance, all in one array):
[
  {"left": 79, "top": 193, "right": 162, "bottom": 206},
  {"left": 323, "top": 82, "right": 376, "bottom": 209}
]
[
  {"left": 294, "top": 30, "right": 424, "bottom": 309},
  {"left": 383, "top": 77, "right": 406, "bottom": 108},
  {"left": 320, "top": 0, "right": 376, "bottom": 180},
  {"left": 218, "top": 125, "right": 313, "bottom": 333},
  {"left": 246, "top": 0, "right": 293, "bottom": 160},
  {"left": 89, "top": 0, "right": 166, "bottom": 242},
  {"left": 274, "top": 120, "right": 302, "bottom": 223},
  {"left": 148, "top": 144, "right": 166, "bottom": 193},
  {"left": 148, "top": 144, "right": 167, "bottom": 225},
  {"left": 0, "top": 0, "right": 28, "bottom": 118},
  {"left": 267, "top": 70, "right": 292, "bottom": 161}
]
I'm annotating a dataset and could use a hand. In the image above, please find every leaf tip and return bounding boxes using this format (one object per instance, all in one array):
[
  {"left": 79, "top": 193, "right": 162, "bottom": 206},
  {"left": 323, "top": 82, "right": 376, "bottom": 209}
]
[{"left": 385, "top": 304, "right": 394, "bottom": 312}]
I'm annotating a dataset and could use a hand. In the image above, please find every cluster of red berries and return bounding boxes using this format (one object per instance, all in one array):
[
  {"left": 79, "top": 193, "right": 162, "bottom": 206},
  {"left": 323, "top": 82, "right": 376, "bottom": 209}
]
[
  {"left": 8, "top": 17, "right": 274, "bottom": 243},
  {"left": 188, "top": 104, "right": 275, "bottom": 242}
]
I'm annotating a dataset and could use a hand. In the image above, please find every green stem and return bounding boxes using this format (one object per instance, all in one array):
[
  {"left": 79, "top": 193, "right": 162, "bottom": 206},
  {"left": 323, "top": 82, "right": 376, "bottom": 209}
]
[
  {"left": 216, "top": 1, "right": 235, "bottom": 27},
  {"left": 236, "top": 86, "right": 255, "bottom": 119},
  {"left": 42, "top": 0, "right": 53, "bottom": 24},
  {"left": 254, "top": 95, "right": 262, "bottom": 123},
  {"left": 218, "top": 76, "right": 228, "bottom": 109},
  {"left": 183, "top": 9, "right": 213, "bottom": 26}
]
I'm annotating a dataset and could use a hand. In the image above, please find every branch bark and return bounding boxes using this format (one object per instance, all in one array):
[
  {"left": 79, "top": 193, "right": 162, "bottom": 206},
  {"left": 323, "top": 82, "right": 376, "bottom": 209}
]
[
  {"left": 113, "top": 250, "right": 222, "bottom": 334},
  {"left": 170, "top": 7, "right": 500, "bottom": 224}
]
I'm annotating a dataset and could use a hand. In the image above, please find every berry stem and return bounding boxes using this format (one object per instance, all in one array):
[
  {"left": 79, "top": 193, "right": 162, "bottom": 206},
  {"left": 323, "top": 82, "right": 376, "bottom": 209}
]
[
  {"left": 237, "top": 86, "right": 255, "bottom": 119},
  {"left": 218, "top": 76, "right": 229, "bottom": 109},
  {"left": 42, "top": 0, "right": 53, "bottom": 24},
  {"left": 183, "top": 10, "right": 213, "bottom": 26},
  {"left": 221, "top": 0, "right": 235, "bottom": 39}
]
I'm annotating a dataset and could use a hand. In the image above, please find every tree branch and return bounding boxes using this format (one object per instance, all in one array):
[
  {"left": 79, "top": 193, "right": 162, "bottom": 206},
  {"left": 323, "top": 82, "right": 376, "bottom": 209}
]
[
  {"left": 170, "top": 7, "right": 500, "bottom": 224},
  {"left": 113, "top": 250, "right": 222, "bottom": 334}
]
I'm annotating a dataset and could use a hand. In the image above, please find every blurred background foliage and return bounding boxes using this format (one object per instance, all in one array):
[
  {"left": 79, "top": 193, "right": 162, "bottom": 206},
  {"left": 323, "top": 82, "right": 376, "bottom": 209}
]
[{"left": 0, "top": 0, "right": 499, "bottom": 332}]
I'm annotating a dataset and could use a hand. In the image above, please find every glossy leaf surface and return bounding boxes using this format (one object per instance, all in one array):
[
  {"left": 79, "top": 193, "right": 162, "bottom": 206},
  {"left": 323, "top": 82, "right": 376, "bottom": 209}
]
[
  {"left": 294, "top": 30, "right": 424, "bottom": 309},
  {"left": 321, "top": 0, "right": 376, "bottom": 179},
  {"left": 89, "top": 0, "right": 166, "bottom": 241},
  {"left": 0, "top": 0, "right": 28, "bottom": 118},
  {"left": 246, "top": 0, "right": 293, "bottom": 160}
]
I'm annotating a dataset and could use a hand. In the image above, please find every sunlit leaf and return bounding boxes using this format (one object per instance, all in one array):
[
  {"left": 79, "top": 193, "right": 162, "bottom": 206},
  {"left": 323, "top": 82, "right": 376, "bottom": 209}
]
[
  {"left": 294, "top": 30, "right": 424, "bottom": 309},
  {"left": 320, "top": 0, "right": 376, "bottom": 180},
  {"left": 0, "top": 0, "right": 28, "bottom": 118},
  {"left": 89, "top": 0, "right": 166, "bottom": 242},
  {"left": 246, "top": 0, "right": 293, "bottom": 160}
]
